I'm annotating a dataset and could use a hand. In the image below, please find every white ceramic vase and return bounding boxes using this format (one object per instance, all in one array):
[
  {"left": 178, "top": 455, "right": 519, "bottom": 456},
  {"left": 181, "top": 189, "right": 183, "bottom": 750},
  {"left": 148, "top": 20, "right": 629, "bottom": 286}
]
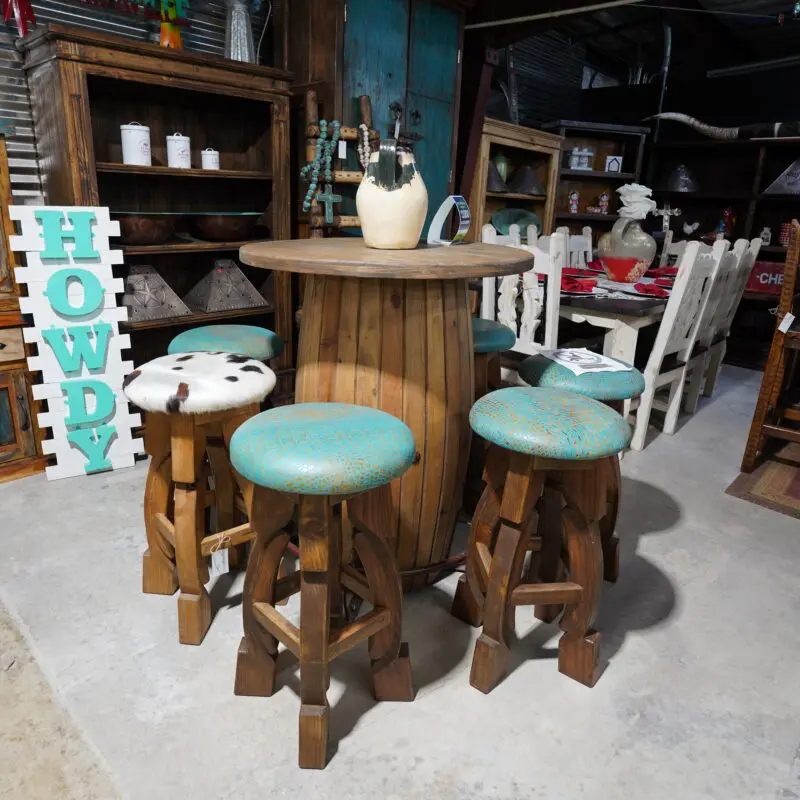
[{"left": 356, "top": 143, "right": 428, "bottom": 250}]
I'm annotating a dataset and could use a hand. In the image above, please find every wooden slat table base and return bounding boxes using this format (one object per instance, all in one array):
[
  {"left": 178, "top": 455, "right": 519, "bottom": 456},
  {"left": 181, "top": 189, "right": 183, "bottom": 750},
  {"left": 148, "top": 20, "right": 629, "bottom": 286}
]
[{"left": 296, "top": 275, "right": 474, "bottom": 590}]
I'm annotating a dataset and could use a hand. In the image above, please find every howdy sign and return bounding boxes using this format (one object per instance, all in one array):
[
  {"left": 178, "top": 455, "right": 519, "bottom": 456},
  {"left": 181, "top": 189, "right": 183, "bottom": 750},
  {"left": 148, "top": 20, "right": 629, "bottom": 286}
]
[{"left": 10, "top": 207, "right": 143, "bottom": 480}]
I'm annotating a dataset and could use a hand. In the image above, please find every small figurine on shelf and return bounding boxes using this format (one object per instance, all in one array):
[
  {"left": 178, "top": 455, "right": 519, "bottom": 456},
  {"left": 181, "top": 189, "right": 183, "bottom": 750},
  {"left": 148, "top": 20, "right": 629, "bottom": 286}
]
[
  {"left": 144, "top": 0, "right": 189, "bottom": 49},
  {"left": 760, "top": 226, "right": 772, "bottom": 246},
  {"left": 714, "top": 219, "right": 726, "bottom": 241},
  {"left": 722, "top": 206, "right": 736, "bottom": 235},
  {"left": 568, "top": 191, "right": 580, "bottom": 214},
  {"left": 780, "top": 222, "right": 792, "bottom": 246},
  {"left": 597, "top": 191, "right": 610, "bottom": 215}
]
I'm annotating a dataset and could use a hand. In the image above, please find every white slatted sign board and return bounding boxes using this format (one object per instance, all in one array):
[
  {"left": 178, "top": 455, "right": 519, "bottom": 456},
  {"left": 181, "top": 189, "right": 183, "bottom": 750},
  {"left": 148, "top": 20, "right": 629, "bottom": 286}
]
[{"left": 9, "top": 206, "right": 144, "bottom": 480}]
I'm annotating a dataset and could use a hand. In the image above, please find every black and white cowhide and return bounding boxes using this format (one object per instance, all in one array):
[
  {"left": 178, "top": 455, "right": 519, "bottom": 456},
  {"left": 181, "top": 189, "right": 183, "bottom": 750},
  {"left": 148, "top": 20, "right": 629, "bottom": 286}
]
[{"left": 122, "top": 351, "right": 276, "bottom": 414}]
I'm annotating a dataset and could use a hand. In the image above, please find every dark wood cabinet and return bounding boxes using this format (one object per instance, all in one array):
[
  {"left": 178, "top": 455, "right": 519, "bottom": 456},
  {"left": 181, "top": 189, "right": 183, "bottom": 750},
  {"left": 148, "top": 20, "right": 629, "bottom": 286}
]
[{"left": 19, "top": 25, "right": 296, "bottom": 398}]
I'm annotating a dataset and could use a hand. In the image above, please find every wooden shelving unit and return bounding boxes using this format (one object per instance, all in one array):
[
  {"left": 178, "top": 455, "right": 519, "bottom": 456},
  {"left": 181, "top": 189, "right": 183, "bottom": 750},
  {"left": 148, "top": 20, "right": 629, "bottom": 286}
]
[
  {"left": 466, "top": 118, "right": 562, "bottom": 243},
  {"left": 20, "top": 25, "right": 295, "bottom": 396},
  {"left": 96, "top": 162, "right": 273, "bottom": 180},
  {"left": 542, "top": 120, "right": 649, "bottom": 233}
]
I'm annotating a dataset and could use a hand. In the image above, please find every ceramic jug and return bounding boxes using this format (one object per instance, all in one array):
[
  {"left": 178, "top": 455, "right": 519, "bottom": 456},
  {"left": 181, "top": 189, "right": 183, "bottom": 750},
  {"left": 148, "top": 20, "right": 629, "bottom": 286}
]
[
  {"left": 597, "top": 218, "right": 657, "bottom": 282},
  {"left": 356, "top": 140, "right": 428, "bottom": 249}
]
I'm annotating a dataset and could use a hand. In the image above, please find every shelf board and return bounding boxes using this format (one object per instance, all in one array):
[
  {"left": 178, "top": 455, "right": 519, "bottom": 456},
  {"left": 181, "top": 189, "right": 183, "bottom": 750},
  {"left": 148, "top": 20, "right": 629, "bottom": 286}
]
[
  {"left": 560, "top": 169, "right": 637, "bottom": 180},
  {"left": 96, "top": 162, "right": 272, "bottom": 180},
  {"left": 121, "top": 238, "right": 261, "bottom": 255},
  {"left": 759, "top": 245, "right": 788, "bottom": 254},
  {"left": 555, "top": 212, "right": 619, "bottom": 222},
  {"left": 758, "top": 192, "right": 800, "bottom": 200},
  {"left": 486, "top": 191, "right": 546, "bottom": 201},
  {"left": 653, "top": 189, "right": 752, "bottom": 201},
  {"left": 742, "top": 291, "right": 779, "bottom": 302},
  {"left": 121, "top": 305, "right": 274, "bottom": 332}
]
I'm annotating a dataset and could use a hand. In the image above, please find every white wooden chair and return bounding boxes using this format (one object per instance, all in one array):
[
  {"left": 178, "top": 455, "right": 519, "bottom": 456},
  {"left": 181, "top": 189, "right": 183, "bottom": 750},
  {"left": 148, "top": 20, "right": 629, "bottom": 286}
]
[
  {"left": 556, "top": 225, "right": 592, "bottom": 268},
  {"left": 682, "top": 238, "right": 751, "bottom": 413},
  {"left": 658, "top": 229, "right": 688, "bottom": 268},
  {"left": 628, "top": 240, "right": 725, "bottom": 450},
  {"left": 698, "top": 237, "right": 762, "bottom": 402},
  {"left": 481, "top": 223, "right": 566, "bottom": 357}
]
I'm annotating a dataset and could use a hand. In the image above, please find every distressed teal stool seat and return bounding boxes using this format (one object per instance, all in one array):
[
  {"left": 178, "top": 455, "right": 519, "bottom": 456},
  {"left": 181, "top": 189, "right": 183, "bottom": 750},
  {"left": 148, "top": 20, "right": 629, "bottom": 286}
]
[
  {"left": 466, "top": 318, "right": 517, "bottom": 511},
  {"left": 229, "top": 403, "right": 417, "bottom": 769},
  {"left": 168, "top": 324, "right": 283, "bottom": 362},
  {"left": 518, "top": 353, "right": 645, "bottom": 584},
  {"left": 472, "top": 317, "right": 516, "bottom": 354},
  {"left": 452, "top": 387, "right": 631, "bottom": 692}
]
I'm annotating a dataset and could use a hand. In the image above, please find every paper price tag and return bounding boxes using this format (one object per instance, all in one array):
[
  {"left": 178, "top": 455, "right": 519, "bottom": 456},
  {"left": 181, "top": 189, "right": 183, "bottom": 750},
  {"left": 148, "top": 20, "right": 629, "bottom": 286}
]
[
  {"left": 338, "top": 140, "right": 347, "bottom": 160},
  {"left": 210, "top": 548, "right": 229, "bottom": 579},
  {"left": 427, "top": 195, "right": 471, "bottom": 246},
  {"left": 778, "top": 312, "right": 796, "bottom": 333}
]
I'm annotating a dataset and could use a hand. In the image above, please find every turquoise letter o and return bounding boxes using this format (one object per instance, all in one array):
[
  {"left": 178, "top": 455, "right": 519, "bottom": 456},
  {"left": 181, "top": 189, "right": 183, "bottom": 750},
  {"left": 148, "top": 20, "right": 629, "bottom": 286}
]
[{"left": 46, "top": 268, "right": 104, "bottom": 317}]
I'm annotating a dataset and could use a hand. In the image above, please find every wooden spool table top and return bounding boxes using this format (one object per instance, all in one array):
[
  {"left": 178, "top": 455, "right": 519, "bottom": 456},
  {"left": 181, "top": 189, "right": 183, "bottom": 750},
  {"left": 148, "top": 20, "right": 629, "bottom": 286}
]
[{"left": 239, "top": 238, "right": 533, "bottom": 279}]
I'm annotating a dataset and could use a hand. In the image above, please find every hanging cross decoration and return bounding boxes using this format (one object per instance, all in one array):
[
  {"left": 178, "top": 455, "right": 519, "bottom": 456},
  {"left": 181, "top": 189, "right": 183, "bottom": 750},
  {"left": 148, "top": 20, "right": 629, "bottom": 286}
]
[
  {"left": 317, "top": 184, "right": 342, "bottom": 225},
  {"left": 653, "top": 202, "right": 682, "bottom": 231}
]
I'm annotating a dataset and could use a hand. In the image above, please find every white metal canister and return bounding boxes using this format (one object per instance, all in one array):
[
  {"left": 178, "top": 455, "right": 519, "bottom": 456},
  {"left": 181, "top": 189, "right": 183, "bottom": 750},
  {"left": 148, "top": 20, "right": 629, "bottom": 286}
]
[
  {"left": 120, "top": 122, "right": 151, "bottom": 166},
  {"left": 166, "top": 132, "right": 191, "bottom": 169},
  {"left": 201, "top": 148, "right": 220, "bottom": 170}
]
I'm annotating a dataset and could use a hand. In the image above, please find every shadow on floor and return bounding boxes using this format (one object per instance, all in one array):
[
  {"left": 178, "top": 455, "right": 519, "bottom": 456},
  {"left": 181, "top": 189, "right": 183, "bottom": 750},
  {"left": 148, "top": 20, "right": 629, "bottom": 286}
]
[{"left": 503, "top": 477, "right": 681, "bottom": 682}]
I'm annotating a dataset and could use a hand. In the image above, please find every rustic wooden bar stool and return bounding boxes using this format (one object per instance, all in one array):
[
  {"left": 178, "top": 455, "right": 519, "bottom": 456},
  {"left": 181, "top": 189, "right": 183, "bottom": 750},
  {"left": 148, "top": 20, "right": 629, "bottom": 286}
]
[
  {"left": 518, "top": 355, "right": 645, "bottom": 583},
  {"left": 123, "top": 351, "right": 276, "bottom": 645},
  {"left": 452, "top": 387, "right": 632, "bottom": 691},
  {"left": 167, "top": 323, "right": 284, "bottom": 362},
  {"left": 229, "top": 402, "right": 416, "bottom": 769}
]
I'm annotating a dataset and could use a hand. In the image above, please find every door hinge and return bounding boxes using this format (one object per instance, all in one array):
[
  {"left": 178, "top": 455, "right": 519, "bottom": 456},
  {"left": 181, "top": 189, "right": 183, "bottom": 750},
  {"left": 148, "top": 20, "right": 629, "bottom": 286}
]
[
  {"left": 457, "top": 48, "right": 461, "bottom": 65},
  {"left": 344, "top": 2, "right": 347, "bottom": 22}
]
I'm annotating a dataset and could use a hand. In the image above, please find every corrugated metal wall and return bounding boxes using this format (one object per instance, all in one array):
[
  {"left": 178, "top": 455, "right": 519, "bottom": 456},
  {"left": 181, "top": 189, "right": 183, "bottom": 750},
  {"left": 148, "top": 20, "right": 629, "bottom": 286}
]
[
  {"left": 513, "top": 31, "right": 586, "bottom": 128},
  {"left": 0, "top": 1, "right": 268, "bottom": 203}
]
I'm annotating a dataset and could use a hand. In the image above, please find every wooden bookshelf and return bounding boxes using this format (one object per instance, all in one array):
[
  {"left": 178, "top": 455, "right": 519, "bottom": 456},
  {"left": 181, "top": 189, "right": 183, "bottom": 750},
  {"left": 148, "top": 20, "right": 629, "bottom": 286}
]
[{"left": 20, "top": 25, "right": 295, "bottom": 396}]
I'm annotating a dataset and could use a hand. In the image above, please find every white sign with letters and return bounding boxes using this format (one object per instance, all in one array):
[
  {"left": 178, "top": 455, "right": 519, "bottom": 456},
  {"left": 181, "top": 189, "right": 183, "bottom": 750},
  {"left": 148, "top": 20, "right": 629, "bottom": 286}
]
[{"left": 10, "top": 206, "right": 144, "bottom": 480}]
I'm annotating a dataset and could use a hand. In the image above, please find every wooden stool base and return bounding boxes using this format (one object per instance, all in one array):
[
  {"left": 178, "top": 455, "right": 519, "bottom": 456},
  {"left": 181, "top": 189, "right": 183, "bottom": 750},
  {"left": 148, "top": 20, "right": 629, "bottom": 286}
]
[
  {"left": 142, "top": 405, "right": 262, "bottom": 645},
  {"left": 142, "top": 549, "right": 178, "bottom": 595},
  {"left": 453, "top": 447, "right": 607, "bottom": 691},
  {"left": 236, "top": 484, "right": 413, "bottom": 769},
  {"left": 177, "top": 591, "right": 212, "bottom": 645}
]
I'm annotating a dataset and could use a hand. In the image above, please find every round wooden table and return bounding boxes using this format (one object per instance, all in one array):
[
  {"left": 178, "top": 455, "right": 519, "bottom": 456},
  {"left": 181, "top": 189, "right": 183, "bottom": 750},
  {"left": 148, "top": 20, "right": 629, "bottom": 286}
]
[{"left": 239, "top": 238, "right": 532, "bottom": 588}]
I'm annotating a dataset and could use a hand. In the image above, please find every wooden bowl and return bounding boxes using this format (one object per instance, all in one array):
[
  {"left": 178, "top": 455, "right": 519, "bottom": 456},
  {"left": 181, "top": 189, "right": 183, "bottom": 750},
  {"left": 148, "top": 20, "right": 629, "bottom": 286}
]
[
  {"left": 189, "top": 214, "right": 260, "bottom": 242},
  {"left": 116, "top": 214, "right": 175, "bottom": 245}
]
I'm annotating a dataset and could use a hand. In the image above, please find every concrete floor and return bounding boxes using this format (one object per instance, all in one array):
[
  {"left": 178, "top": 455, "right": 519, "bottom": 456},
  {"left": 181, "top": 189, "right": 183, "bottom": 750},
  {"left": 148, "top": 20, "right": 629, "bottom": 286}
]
[{"left": 1, "top": 365, "right": 799, "bottom": 800}]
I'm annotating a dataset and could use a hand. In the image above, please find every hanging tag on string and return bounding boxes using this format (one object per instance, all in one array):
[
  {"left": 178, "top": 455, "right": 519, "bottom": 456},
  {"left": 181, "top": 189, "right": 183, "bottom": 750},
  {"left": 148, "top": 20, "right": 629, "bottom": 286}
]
[
  {"left": 338, "top": 140, "right": 347, "bottom": 159},
  {"left": 778, "top": 312, "right": 796, "bottom": 333}
]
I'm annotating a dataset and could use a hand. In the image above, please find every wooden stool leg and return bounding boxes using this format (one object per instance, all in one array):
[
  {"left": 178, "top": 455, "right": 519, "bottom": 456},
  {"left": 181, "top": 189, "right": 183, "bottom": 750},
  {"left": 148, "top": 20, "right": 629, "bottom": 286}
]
[
  {"left": 598, "top": 455, "right": 621, "bottom": 583},
  {"left": 142, "top": 412, "right": 177, "bottom": 595},
  {"left": 453, "top": 446, "right": 506, "bottom": 627},
  {"left": 349, "top": 485, "right": 413, "bottom": 701},
  {"left": 172, "top": 416, "right": 212, "bottom": 645},
  {"left": 534, "top": 486, "right": 565, "bottom": 623},
  {"left": 557, "top": 480, "right": 603, "bottom": 688},
  {"left": 234, "top": 485, "right": 294, "bottom": 697},
  {"left": 464, "top": 352, "right": 491, "bottom": 511},
  {"left": 298, "top": 496, "right": 335, "bottom": 770},
  {"left": 471, "top": 454, "right": 542, "bottom": 694},
  {"left": 206, "top": 436, "right": 246, "bottom": 570}
]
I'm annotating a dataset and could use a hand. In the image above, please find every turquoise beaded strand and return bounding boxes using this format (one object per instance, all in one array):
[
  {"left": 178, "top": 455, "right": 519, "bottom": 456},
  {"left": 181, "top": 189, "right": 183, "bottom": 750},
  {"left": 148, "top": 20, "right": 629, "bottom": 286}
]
[{"left": 301, "top": 120, "right": 341, "bottom": 212}]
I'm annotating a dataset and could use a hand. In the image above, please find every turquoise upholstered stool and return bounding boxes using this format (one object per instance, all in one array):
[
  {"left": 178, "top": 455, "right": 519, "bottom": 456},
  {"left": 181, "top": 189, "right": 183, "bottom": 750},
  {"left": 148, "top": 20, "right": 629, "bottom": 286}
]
[
  {"left": 229, "top": 403, "right": 416, "bottom": 769},
  {"left": 452, "top": 387, "right": 631, "bottom": 693},
  {"left": 168, "top": 324, "right": 283, "bottom": 362},
  {"left": 518, "top": 354, "right": 644, "bottom": 584},
  {"left": 518, "top": 354, "right": 645, "bottom": 404},
  {"left": 472, "top": 317, "right": 516, "bottom": 354},
  {"left": 466, "top": 318, "right": 517, "bottom": 511}
]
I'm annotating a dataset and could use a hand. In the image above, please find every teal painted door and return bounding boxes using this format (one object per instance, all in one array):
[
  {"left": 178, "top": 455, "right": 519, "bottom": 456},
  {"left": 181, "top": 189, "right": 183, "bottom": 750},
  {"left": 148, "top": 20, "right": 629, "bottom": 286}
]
[
  {"left": 343, "top": 0, "right": 409, "bottom": 137},
  {"left": 407, "top": 0, "right": 460, "bottom": 233},
  {"left": 342, "top": 0, "right": 461, "bottom": 235}
]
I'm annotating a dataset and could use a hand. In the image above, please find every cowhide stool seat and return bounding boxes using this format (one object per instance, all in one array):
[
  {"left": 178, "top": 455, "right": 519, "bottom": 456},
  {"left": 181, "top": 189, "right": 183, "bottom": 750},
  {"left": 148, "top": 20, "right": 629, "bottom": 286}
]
[
  {"left": 229, "top": 403, "right": 416, "bottom": 769},
  {"left": 451, "top": 387, "right": 631, "bottom": 691},
  {"left": 466, "top": 318, "right": 517, "bottom": 509},
  {"left": 167, "top": 323, "right": 284, "bottom": 362},
  {"left": 124, "top": 351, "right": 276, "bottom": 645},
  {"left": 518, "top": 354, "right": 645, "bottom": 583}
]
